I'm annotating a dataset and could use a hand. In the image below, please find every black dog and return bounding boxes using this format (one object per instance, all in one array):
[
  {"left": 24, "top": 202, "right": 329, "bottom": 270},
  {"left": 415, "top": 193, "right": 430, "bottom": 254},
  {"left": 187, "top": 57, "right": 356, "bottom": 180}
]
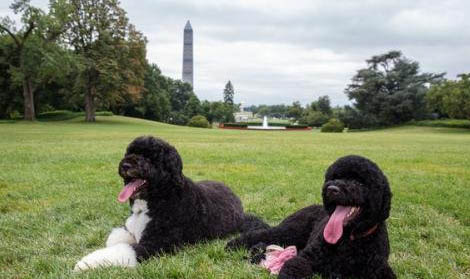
[
  {"left": 227, "top": 155, "right": 396, "bottom": 279},
  {"left": 75, "top": 136, "right": 267, "bottom": 271}
]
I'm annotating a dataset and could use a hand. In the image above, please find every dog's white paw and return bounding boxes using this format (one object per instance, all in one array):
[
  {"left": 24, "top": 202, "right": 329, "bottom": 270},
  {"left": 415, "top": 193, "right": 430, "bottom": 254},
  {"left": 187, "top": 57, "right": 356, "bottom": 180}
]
[
  {"left": 106, "top": 227, "right": 136, "bottom": 247},
  {"left": 74, "top": 243, "right": 137, "bottom": 271}
]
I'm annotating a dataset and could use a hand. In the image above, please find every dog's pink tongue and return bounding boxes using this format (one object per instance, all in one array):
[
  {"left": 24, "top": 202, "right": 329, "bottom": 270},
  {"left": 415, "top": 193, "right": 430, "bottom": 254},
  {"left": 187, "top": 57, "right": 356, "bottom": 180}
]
[
  {"left": 323, "top": 205, "right": 351, "bottom": 244},
  {"left": 118, "top": 179, "right": 143, "bottom": 203}
]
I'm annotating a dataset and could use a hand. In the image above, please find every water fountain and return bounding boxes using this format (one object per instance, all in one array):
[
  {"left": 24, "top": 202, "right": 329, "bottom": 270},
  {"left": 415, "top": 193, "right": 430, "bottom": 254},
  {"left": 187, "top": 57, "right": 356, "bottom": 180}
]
[{"left": 247, "top": 116, "right": 286, "bottom": 130}]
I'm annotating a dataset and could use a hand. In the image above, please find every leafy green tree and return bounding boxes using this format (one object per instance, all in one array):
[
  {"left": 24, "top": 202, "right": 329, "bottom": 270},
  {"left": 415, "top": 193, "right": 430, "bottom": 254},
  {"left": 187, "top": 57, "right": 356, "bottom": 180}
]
[
  {"left": 287, "top": 101, "right": 304, "bottom": 121},
  {"left": 338, "top": 105, "right": 379, "bottom": 129},
  {"left": 223, "top": 80, "right": 234, "bottom": 105},
  {"left": 168, "top": 80, "right": 192, "bottom": 112},
  {"left": 301, "top": 110, "right": 329, "bottom": 127},
  {"left": 0, "top": 35, "right": 21, "bottom": 118},
  {"left": 0, "top": 0, "right": 70, "bottom": 120},
  {"left": 310, "top": 95, "right": 332, "bottom": 115},
  {"left": 62, "top": 0, "right": 146, "bottom": 122},
  {"left": 426, "top": 74, "right": 470, "bottom": 119},
  {"left": 257, "top": 106, "right": 270, "bottom": 117},
  {"left": 200, "top": 101, "right": 234, "bottom": 123},
  {"left": 184, "top": 94, "right": 202, "bottom": 119},
  {"left": 345, "top": 50, "right": 444, "bottom": 126}
]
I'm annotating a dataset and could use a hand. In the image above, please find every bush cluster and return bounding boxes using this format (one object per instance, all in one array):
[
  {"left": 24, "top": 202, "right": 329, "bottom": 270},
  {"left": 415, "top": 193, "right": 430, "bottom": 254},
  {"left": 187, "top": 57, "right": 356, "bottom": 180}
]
[
  {"left": 321, "top": 118, "right": 345, "bottom": 133},
  {"left": 188, "top": 115, "right": 210, "bottom": 128}
]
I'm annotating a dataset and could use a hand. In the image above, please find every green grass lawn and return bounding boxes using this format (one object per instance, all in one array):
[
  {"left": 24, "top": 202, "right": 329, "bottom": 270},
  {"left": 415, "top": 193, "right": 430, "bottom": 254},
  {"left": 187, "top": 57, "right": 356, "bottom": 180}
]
[{"left": 1, "top": 116, "right": 469, "bottom": 278}]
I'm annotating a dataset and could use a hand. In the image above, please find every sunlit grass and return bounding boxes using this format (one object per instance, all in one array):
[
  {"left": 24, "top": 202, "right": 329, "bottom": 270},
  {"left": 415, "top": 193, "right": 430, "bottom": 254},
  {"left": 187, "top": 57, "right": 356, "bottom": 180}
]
[{"left": 0, "top": 116, "right": 469, "bottom": 278}]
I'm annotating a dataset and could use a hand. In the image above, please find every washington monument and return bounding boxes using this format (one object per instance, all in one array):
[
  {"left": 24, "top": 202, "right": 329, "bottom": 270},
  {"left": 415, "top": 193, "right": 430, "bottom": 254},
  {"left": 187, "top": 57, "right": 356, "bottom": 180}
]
[{"left": 182, "top": 20, "right": 193, "bottom": 86}]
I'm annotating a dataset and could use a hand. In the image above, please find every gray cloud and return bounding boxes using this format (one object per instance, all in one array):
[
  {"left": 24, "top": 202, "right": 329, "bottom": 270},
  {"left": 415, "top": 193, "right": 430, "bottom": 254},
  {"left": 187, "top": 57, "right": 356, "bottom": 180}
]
[{"left": 2, "top": 0, "right": 469, "bottom": 106}]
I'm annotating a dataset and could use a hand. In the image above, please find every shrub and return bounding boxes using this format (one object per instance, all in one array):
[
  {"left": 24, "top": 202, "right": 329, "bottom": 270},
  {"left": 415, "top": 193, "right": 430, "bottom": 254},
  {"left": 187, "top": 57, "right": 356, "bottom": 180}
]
[
  {"left": 321, "top": 118, "right": 345, "bottom": 133},
  {"left": 39, "top": 104, "right": 56, "bottom": 113},
  {"left": 37, "top": 110, "right": 113, "bottom": 121},
  {"left": 285, "top": 124, "right": 309, "bottom": 129},
  {"left": 9, "top": 110, "right": 22, "bottom": 120},
  {"left": 37, "top": 110, "right": 79, "bottom": 121},
  {"left": 412, "top": 119, "right": 470, "bottom": 129},
  {"left": 95, "top": 111, "right": 114, "bottom": 116},
  {"left": 188, "top": 115, "right": 210, "bottom": 128}
]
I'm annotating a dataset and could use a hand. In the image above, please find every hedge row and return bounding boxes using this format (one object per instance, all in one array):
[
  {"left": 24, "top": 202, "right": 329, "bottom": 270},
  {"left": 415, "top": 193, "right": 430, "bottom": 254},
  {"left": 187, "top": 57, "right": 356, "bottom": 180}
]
[
  {"left": 411, "top": 119, "right": 470, "bottom": 129},
  {"left": 37, "top": 110, "right": 113, "bottom": 121},
  {"left": 222, "top": 122, "right": 309, "bottom": 129}
]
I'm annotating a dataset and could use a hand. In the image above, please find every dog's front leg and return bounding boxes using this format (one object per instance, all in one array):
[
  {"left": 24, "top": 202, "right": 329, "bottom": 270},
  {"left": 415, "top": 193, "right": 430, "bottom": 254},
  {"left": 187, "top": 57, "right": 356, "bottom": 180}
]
[
  {"left": 277, "top": 255, "right": 313, "bottom": 279},
  {"left": 226, "top": 225, "right": 305, "bottom": 251},
  {"left": 105, "top": 227, "right": 136, "bottom": 247},
  {"left": 74, "top": 243, "right": 137, "bottom": 271}
]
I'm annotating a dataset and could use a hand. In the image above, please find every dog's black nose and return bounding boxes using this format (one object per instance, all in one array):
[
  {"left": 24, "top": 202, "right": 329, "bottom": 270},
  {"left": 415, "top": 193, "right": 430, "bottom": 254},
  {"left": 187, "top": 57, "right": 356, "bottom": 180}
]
[
  {"left": 121, "top": 162, "right": 132, "bottom": 171},
  {"left": 327, "top": 185, "right": 340, "bottom": 194}
]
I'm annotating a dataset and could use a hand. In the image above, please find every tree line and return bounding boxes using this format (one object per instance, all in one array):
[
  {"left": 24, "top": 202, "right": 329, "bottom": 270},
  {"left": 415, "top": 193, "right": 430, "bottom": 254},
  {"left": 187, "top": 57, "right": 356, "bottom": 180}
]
[
  {"left": 246, "top": 51, "right": 469, "bottom": 129},
  {"left": 0, "top": 0, "right": 235, "bottom": 124},
  {"left": 1, "top": 1, "right": 468, "bottom": 128}
]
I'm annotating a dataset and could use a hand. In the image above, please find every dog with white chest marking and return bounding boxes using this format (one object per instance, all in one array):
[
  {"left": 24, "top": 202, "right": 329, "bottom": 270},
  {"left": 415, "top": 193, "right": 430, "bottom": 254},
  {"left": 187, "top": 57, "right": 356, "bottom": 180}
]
[{"left": 74, "top": 136, "right": 268, "bottom": 271}]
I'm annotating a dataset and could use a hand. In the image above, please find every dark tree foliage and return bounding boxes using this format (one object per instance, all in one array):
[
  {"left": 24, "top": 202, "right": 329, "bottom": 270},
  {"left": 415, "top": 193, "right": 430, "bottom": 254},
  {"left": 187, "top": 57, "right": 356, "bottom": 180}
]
[
  {"left": 118, "top": 63, "right": 201, "bottom": 125},
  {"left": 0, "top": 0, "right": 70, "bottom": 120},
  {"left": 223, "top": 80, "right": 234, "bottom": 105},
  {"left": 338, "top": 105, "right": 379, "bottom": 130},
  {"left": 118, "top": 63, "right": 171, "bottom": 121},
  {"left": 200, "top": 101, "right": 234, "bottom": 124},
  {"left": 345, "top": 50, "right": 444, "bottom": 127},
  {"left": 167, "top": 79, "right": 201, "bottom": 125},
  {"left": 311, "top": 95, "right": 332, "bottom": 115},
  {"left": 300, "top": 110, "right": 329, "bottom": 127},
  {"left": 300, "top": 95, "right": 333, "bottom": 126},
  {"left": 426, "top": 73, "right": 470, "bottom": 119},
  {"left": 0, "top": 35, "right": 21, "bottom": 118},
  {"left": 287, "top": 101, "right": 304, "bottom": 121}
]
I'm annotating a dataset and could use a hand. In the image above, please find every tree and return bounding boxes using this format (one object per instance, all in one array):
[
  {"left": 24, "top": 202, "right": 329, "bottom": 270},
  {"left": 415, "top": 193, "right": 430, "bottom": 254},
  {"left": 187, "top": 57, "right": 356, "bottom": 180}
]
[
  {"left": 287, "top": 101, "right": 304, "bottom": 121},
  {"left": 0, "top": 0, "right": 69, "bottom": 120},
  {"left": 223, "top": 80, "right": 234, "bottom": 105},
  {"left": 184, "top": 94, "right": 202, "bottom": 119},
  {"left": 300, "top": 110, "right": 329, "bottom": 127},
  {"left": 311, "top": 95, "right": 332, "bottom": 115},
  {"left": 199, "top": 101, "right": 234, "bottom": 123},
  {"left": 168, "top": 80, "right": 194, "bottom": 112},
  {"left": 338, "top": 105, "right": 379, "bottom": 129},
  {"left": 63, "top": 0, "right": 146, "bottom": 122},
  {"left": 121, "top": 63, "right": 170, "bottom": 121},
  {"left": 345, "top": 50, "right": 444, "bottom": 126},
  {"left": 426, "top": 74, "right": 470, "bottom": 119}
]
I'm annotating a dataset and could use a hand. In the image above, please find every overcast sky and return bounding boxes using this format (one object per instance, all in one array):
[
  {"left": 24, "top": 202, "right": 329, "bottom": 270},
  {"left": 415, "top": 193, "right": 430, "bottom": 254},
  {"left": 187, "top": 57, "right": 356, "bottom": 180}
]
[{"left": 1, "top": 0, "right": 469, "bottom": 106}]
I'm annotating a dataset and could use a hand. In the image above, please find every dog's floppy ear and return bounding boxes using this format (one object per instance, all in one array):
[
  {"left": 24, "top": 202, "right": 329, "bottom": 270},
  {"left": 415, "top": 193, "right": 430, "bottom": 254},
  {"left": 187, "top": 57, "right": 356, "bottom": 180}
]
[
  {"left": 160, "top": 144, "right": 184, "bottom": 184},
  {"left": 367, "top": 165, "right": 391, "bottom": 223}
]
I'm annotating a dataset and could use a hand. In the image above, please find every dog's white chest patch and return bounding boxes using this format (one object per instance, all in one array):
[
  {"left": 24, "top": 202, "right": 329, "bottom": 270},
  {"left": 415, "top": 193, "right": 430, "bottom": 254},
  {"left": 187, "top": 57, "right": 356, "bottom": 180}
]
[{"left": 125, "top": 199, "right": 151, "bottom": 243}]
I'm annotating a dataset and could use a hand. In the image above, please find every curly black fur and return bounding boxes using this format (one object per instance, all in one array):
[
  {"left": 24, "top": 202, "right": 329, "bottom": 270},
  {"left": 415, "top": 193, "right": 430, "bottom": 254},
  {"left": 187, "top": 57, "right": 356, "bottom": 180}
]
[
  {"left": 226, "top": 155, "right": 396, "bottom": 279},
  {"left": 120, "top": 136, "right": 268, "bottom": 261}
]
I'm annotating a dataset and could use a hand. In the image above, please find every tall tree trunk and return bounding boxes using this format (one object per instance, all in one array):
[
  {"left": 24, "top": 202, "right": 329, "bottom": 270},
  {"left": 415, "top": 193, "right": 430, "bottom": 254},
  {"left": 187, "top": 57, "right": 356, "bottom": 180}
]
[
  {"left": 23, "top": 77, "right": 35, "bottom": 121},
  {"left": 85, "top": 85, "right": 96, "bottom": 122}
]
